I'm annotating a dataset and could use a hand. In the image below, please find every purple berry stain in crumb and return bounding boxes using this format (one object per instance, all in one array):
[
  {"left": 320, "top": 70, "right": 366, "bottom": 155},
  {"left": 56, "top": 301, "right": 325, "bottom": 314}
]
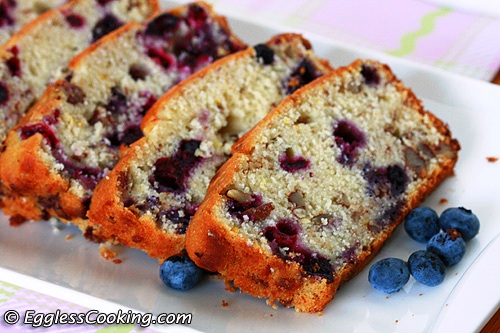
[
  {"left": 20, "top": 110, "right": 103, "bottom": 195},
  {"left": 20, "top": 122, "right": 59, "bottom": 148},
  {"left": 141, "top": 3, "right": 245, "bottom": 78},
  {"left": 65, "top": 13, "right": 86, "bottom": 28},
  {"left": 92, "top": 14, "right": 122, "bottom": 42},
  {"left": 100, "top": 88, "right": 156, "bottom": 147},
  {"left": 285, "top": 58, "right": 322, "bottom": 94},
  {"left": 150, "top": 140, "right": 203, "bottom": 194},
  {"left": 264, "top": 219, "right": 333, "bottom": 280},
  {"left": 333, "top": 119, "right": 366, "bottom": 165},
  {"left": 147, "top": 46, "right": 176, "bottom": 70},
  {"left": 364, "top": 163, "right": 408, "bottom": 198},
  {"left": 6, "top": 46, "right": 21, "bottom": 77},
  {"left": 361, "top": 64, "right": 380, "bottom": 86},
  {"left": 279, "top": 148, "right": 310, "bottom": 173},
  {"left": 186, "top": 3, "right": 209, "bottom": 29},
  {"left": 158, "top": 205, "right": 199, "bottom": 234},
  {"left": 0, "top": 82, "right": 9, "bottom": 105},
  {"left": 97, "top": 0, "right": 114, "bottom": 6},
  {"left": 144, "top": 13, "right": 180, "bottom": 36},
  {"left": 0, "top": 0, "right": 15, "bottom": 27}
]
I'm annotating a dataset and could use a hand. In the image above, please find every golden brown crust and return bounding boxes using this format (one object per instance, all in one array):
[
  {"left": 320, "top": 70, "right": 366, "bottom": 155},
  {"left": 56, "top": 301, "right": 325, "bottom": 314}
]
[{"left": 186, "top": 59, "right": 460, "bottom": 312}]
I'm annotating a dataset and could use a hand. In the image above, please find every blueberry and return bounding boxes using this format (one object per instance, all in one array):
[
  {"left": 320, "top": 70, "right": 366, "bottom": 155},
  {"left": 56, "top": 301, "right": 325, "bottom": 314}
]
[
  {"left": 404, "top": 206, "right": 440, "bottom": 243},
  {"left": 150, "top": 140, "right": 203, "bottom": 193},
  {"left": 408, "top": 250, "right": 446, "bottom": 286},
  {"left": 439, "top": 207, "right": 480, "bottom": 241},
  {"left": 6, "top": 46, "right": 21, "bottom": 77},
  {"left": 264, "top": 219, "right": 334, "bottom": 281},
  {"left": 361, "top": 64, "right": 380, "bottom": 86},
  {"left": 65, "top": 13, "right": 86, "bottom": 28},
  {"left": 159, "top": 255, "right": 203, "bottom": 291},
  {"left": 284, "top": 59, "right": 322, "bottom": 94},
  {"left": 0, "top": 82, "right": 10, "bottom": 105},
  {"left": 254, "top": 44, "right": 274, "bottom": 65},
  {"left": 333, "top": 119, "right": 366, "bottom": 165},
  {"left": 368, "top": 258, "right": 410, "bottom": 293},
  {"left": 92, "top": 14, "right": 122, "bottom": 42},
  {"left": 279, "top": 154, "right": 310, "bottom": 173},
  {"left": 427, "top": 230, "right": 466, "bottom": 266}
]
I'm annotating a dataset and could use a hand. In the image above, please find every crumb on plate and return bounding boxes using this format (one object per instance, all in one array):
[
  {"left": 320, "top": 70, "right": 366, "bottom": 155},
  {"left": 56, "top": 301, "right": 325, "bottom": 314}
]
[
  {"left": 99, "top": 244, "right": 117, "bottom": 260},
  {"left": 486, "top": 156, "right": 498, "bottom": 163}
]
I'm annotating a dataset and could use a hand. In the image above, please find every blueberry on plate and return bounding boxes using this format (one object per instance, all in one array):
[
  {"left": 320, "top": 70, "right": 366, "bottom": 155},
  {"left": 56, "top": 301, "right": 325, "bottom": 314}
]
[
  {"left": 404, "top": 206, "right": 440, "bottom": 243},
  {"left": 439, "top": 207, "right": 480, "bottom": 241},
  {"left": 160, "top": 254, "right": 203, "bottom": 290},
  {"left": 368, "top": 258, "right": 410, "bottom": 293},
  {"left": 427, "top": 230, "right": 466, "bottom": 266},
  {"left": 408, "top": 250, "right": 446, "bottom": 286}
]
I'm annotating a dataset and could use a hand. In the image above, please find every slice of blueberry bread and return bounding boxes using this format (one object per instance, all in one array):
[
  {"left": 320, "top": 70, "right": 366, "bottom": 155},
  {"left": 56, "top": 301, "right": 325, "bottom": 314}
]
[
  {"left": 87, "top": 33, "right": 332, "bottom": 260},
  {"left": 0, "top": 2, "right": 246, "bottom": 228},
  {"left": 0, "top": 0, "right": 67, "bottom": 45},
  {"left": 185, "top": 59, "right": 460, "bottom": 313},
  {"left": 0, "top": 0, "right": 160, "bottom": 141}
]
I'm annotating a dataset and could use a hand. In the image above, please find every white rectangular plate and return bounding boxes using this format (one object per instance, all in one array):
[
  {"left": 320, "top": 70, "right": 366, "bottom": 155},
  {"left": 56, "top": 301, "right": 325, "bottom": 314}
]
[{"left": 1, "top": 1, "right": 499, "bottom": 332}]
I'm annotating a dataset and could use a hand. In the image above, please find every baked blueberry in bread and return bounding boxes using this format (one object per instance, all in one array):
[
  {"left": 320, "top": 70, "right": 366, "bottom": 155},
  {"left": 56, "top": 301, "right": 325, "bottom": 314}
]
[
  {"left": 87, "top": 33, "right": 332, "bottom": 260},
  {"left": 185, "top": 59, "right": 460, "bottom": 312},
  {"left": 0, "top": 0, "right": 159, "bottom": 141},
  {"left": 0, "top": 0, "right": 67, "bottom": 45},
  {"left": 0, "top": 2, "right": 246, "bottom": 229}
]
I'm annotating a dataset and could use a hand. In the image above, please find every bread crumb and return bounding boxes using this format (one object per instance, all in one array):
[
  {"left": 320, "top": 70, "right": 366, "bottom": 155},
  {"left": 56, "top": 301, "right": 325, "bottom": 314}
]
[
  {"left": 99, "top": 244, "right": 117, "bottom": 260},
  {"left": 439, "top": 198, "right": 448, "bottom": 205},
  {"left": 65, "top": 235, "right": 73, "bottom": 240},
  {"left": 486, "top": 156, "right": 498, "bottom": 163},
  {"left": 113, "top": 259, "right": 122, "bottom": 264},
  {"left": 221, "top": 300, "right": 229, "bottom": 307}
]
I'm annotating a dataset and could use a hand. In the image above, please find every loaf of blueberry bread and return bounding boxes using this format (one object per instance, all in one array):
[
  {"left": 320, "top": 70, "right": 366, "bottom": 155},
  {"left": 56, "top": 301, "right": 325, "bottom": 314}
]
[
  {"left": 0, "top": 2, "right": 246, "bottom": 228},
  {"left": 87, "top": 33, "right": 332, "bottom": 260},
  {"left": 0, "top": 0, "right": 67, "bottom": 45},
  {"left": 0, "top": 0, "right": 160, "bottom": 141},
  {"left": 185, "top": 59, "right": 460, "bottom": 313}
]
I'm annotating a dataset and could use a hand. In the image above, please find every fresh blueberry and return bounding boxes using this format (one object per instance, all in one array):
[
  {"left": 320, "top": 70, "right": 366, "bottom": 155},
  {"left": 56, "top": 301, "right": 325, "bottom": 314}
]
[
  {"left": 159, "top": 255, "right": 203, "bottom": 291},
  {"left": 439, "top": 207, "right": 480, "bottom": 241},
  {"left": 368, "top": 258, "right": 410, "bottom": 293},
  {"left": 404, "top": 206, "right": 440, "bottom": 243},
  {"left": 427, "top": 230, "right": 466, "bottom": 266},
  {"left": 408, "top": 250, "right": 446, "bottom": 286}
]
